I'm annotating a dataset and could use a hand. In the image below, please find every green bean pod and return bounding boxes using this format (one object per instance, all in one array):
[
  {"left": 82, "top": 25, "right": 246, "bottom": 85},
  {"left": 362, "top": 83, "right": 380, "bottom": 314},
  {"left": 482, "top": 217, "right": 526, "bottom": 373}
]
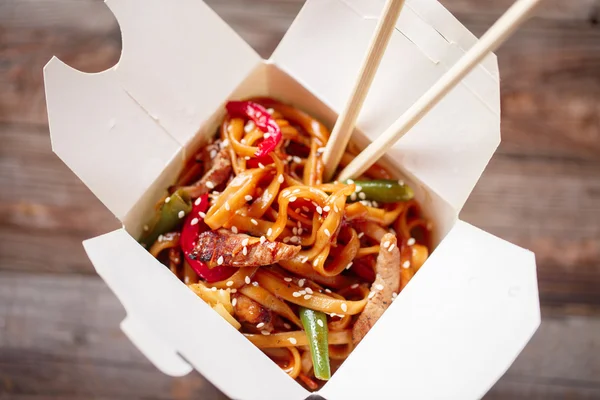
[
  {"left": 299, "top": 307, "right": 331, "bottom": 380},
  {"left": 347, "top": 179, "right": 414, "bottom": 203},
  {"left": 139, "top": 189, "right": 192, "bottom": 247}
]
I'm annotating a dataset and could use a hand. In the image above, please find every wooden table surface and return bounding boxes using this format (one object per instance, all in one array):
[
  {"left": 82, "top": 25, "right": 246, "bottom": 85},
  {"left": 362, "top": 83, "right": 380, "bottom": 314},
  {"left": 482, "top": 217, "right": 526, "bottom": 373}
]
[{"left": 1, "top": 0, "right": 599, "bottom": 399}]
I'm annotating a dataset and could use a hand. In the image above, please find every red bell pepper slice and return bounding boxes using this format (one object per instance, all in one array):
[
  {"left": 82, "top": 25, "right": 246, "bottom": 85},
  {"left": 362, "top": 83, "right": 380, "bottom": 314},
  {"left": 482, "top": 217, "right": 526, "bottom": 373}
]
[
  {"left": 226, "top": 101, "right": 282, "bottom": 157},
  {"left": 181, "top": 194, "right": 235, "bottom": 282},
  {"left": 245, "top": 155, "right": 273, "bottom": 169}
]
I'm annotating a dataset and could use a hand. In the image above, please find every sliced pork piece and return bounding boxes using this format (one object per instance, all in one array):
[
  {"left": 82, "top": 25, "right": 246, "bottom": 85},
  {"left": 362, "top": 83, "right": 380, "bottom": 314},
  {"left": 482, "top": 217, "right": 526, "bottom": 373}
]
[
  {"left": 233, "top": 293, "right": 275, "bottom": 333},
  {"left": 191, "top": 229, "right": 301, "bottom": 268},
  {"left": 185, "top": 147, "right": 232, "bottom": 198},
  {"left": 352, "top": 233, "right": 400, "bottom": 345}
]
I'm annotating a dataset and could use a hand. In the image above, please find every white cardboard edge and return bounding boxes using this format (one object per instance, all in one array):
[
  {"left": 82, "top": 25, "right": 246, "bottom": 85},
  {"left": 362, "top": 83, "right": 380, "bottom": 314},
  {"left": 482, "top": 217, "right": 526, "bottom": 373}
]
[
  {"left": 83, "top": 229, "right": 309, "bottom": 400},
  {"left": 272, "top": 0, "right": 500, "bottom": 211},
  {"left": 320, "top": 220, "right": 541, "bottom": 400}
]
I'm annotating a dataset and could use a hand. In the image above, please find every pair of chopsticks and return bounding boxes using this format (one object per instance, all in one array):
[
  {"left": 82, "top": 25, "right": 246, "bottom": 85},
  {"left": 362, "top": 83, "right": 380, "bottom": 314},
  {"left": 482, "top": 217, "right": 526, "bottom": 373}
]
[{"left": 323, "top": 0, "right": 543, "bottom": 182}]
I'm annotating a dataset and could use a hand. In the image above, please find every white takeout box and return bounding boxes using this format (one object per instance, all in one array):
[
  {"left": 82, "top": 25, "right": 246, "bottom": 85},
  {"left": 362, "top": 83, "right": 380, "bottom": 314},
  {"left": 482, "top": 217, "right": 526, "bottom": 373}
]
[{"left": 44, "top": 0, "right": 540, "bottom": 399}]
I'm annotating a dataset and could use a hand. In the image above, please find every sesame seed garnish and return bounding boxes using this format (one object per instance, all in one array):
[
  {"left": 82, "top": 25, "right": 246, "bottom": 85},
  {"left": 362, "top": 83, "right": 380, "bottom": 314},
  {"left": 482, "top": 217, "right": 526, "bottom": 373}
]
[
  {"left": 292, "top": 189, "right": 300, "bottom": 194},
  {"left": 355, "top": 185, "right": 362, "bottom": 193},
  {"left": 351, "top": 283, "right": 359, "bottom": 289},
  {"left": 398, "top": 179, "right": 405, "bottom": 186},
  {"left": 347, "top": 179, "right": 354, "bottom": 184},
  {"left": 231, "top": 226, "right": 238, "bottom": 233},
  {"left": 190, "top": 217, "right": 199, "bottom": 226},
  {"left": 226, "top": 280, "right": 234, "bottom": 287},
  {"left": 293, "top": 156, "right": 302, "bottom": 163},
  {"left": 206, "top": 181, "right": 215, "bottom": 189},
  {"left": 232, "top": 298, "right": 237, "bottom": 306},
  {"left": 258, "top": 162, "right": 265, "bottom": 169},
  {"left": 284, "top": 277, "right": 293, "bottom": 282},
  {"left": 372, "top": 201, "right": 379, "bottom": 207},
  {"left": 225, "top": 202, "right": 230, "bottom": 211},
  {"left": 313, "top": 259, "right": 319, "bottom": 267},
  {"left": 305, "top": 287, "right": 313, "bottom": 294},
  {"left": 244, "top": 195, "right": 253, "bottom": 202},
  {"left": 341, "top": 303, "right": 348, "bottom": 312},
  {"left": 194, "top": 198, "right": 202, "bottom": 206},
  {"left": 267, "top": 228, "right": 273, "bottom": 236},
  {"left": 304, "top": 294, "right": 312, "bottom": 300},
  {"left": 324, "top": 229, "right": 331, "bottom": 237},
  {"left": 260, "top": 236, "right": 266, "bottom": 244},
  {"left": 407, "top": 238, "right": 416, "bottom": 246},
  {"left": 252, "top": 281, "right": 259, "bottom": 287},
  {"left": 244, "top": 121, "right": 255, "bottom": 133},
  {"left": 358, "top": 192, "right": 366, "bottom": 200},
  {"left": 323, "top": 206, "right": 331, "bottom": 212},
  {"left": 143, "top": 224, "right": 149, "bottom": 231},
  {"left": 301, "top": 256, "right": 309, "bottom": 263},
  {"left": 392, "top": 292, "right": 398, "bottom": 299},
  {"left": 388, "top": 243, "right": 395, "bottom": 252},
  {"left": 242, "top": 246, "right": 248, "bottom": 255},
  {"left": 165, "top": 197, "right": 171, "bottom": 203},
  {"left": 346, "top": 262, "right": 353, "bottom": 270},
  {"left": 251, "top": 219, "right": 258, "bottom": 225},
  {"left": 383, "top": 240, "right": 390, "bottom": 249},
  {"left": 261, "top": 330, "right": 270, "bottom": 336},
  {"left": 184, "top": 276, "right": 190, "bottom": 284},
  {"left": 242, "top": 238, "right": 249, "bottom": 246},
  {"left": 334, "top": 205, "right": 339, "bottom": 213},
  {"left": 403, "top": 260, "right": 411, "bottom": 268},
  {"left": 283, "top": 237, "right": 290, "bottom": 243},
  {"left": 210, "top": 149, "right": 217, "bottom": 159},
  {"left": 325, "top": 288, "right": 332, "bottom": 293},
  {"left": 178, "top": 210, "right": 185, "bottom": 219},
  {"left": 284, "top": 323, "right": 292, "bottom": 329},
  {"left": 316, "top": 206, "right": 323, "bottom": 214},
  {"left": 317, "top": 319, "right": 324, "bottom": 328},
  {"left": 222, "top": 139, "right": 229, "bottom": 147},
  {"left": 298, "top": 279, "right": 305, "bottom": 287},
  {"left": 357, "top": 232, "right": 364, "bottom": 239},
  {"left": 298, "top": 228, "right": 304, "bottom": 235},
  {"left": 288, "top": 337, "right": 297, "bottom": 344},
  {"left": 292, "top": 292, "right": 301, "bottom": 297},
  {"left": 278, "top": 174, "right": 284, "bottom": 183},
  {"left": 245, "top": 276, "right": 251, "bottom": 284},
  {"left": 266, "top": 108, "right": 274, "bottom": 114},
  {"left": 290, "top": 236, "right": 300, "bottom": 244},
  {"left": 217, "top": 256, "right": 224, "bottom": 265},
  {"left": 293, "top": 227, "right": 298, "bottom": 235},
  {"left": 256, "top": 322, "right": 265, "bottom": 329},
  {"left": 231, "top": 289, "right": 237, "bottom": 293},
  {"left": 282, "top": 190, "right": 290, "bottom": 197},
  {"left": 199, "top": 211, "right": 206, "bottom": 218},
  {"left": 350, "top": 193, "right": 357, "bottom": 201},
  {"left": 299, "top": 290, "right": 306, "bottom": 295},
  {"left": 375, "top": 283, "right": 384, "bottom": 291},
  {"left": 368, "top": 291, "right": 376, "bottom": 299},
  {"left": 289, "top": 196, "right": 297, "bottom": 202}
]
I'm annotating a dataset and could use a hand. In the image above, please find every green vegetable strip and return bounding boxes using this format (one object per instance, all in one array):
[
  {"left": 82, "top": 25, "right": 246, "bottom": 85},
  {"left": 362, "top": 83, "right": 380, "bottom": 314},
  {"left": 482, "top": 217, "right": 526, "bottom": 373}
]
[
  {"left": 346, "top": 179, "right": 414, "bottom": 203},
  {"left": 139, "top": 189, "right": 192, "bottom": 247},
  {"left": 299, "top": 307, "right": 331, "bottom": 380}
]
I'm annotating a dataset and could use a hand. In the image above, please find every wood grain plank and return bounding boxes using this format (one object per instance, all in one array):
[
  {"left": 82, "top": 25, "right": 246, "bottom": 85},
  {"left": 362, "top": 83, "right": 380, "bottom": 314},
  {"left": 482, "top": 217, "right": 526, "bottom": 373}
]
[{"left": 0, "top": 271, "right": 598, "bottom": 399}]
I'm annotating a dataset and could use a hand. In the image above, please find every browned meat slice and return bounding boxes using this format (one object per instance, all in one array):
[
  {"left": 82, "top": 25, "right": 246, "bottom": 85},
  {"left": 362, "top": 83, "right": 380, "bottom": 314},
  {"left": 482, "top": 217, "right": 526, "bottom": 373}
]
[
  {"left": 233, "top": 293, "right": 274, "bottom": 333},
  {"left": 191, "top": 229, "right": 301, "bottom": 268},
  {"left": 185, "top": 147, "right": 232, "bottom": 198},
  {"left": 352, "top": 233, "right": 400, "bottom": 345}
]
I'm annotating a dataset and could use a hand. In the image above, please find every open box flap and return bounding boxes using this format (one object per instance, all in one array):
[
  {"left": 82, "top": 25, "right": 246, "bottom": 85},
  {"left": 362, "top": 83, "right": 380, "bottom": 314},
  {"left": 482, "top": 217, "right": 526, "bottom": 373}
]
[
  {"left": 273, "top": 0, "right": 500, "bottom": 210},
  {"left": 105, "top": 0, "right": 261, "bottom": 146},
  {"left": 44, "top": 59, "right": 180, "bottom": 221},
  {"left": 320, "top": 220, "right": 540, "bottom": 400},
  {"left": 83, "top": 229, "right": 309, "bottom": 400}
]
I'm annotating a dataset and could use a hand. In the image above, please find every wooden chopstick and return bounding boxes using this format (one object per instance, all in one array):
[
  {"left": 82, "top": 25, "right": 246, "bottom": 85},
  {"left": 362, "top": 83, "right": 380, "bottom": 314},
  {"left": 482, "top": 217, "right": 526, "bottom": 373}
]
[
  {"left": 338, "top": 0, "right": 543, "bottom": 181},
  {"left": 322, "top": 0, "right": 406, "bottom": 181}
]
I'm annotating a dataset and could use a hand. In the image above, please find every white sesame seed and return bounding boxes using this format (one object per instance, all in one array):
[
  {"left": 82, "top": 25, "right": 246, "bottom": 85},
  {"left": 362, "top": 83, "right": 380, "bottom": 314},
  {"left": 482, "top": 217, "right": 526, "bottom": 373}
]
[
  {"left": 245, "top": 276, "right": 251, "bottom": 284},
  {"left": 283, "top": 237, "right": 290, "bottom": 243},
  {"left": 388, "top": 243, "right": 395, "bottom": 252},
  {"left": 258, "top": 162, "right": 265, "bottom": 169},
  {"left": 231, "top": 226, "right": 238, "bottom": 233},
  {"left": 357, "top": 232, "right": 365, "bottom": 239},
  {"left": 232, "top": 298, "right": 237, "bottom": 306},
  {"left": 194, "top": 198, "right": 201, "bottom": 206},
  {"left": 231, "top": 289, "right": 237, "bottom": 293},
  {"left": 334, "top": 204, "right": 339, "bottom": 213},
  {"left": 178, "top": 210, "right": 185, "bottom": 219},
  {"left": 313, "top": 259, "right": 319, "bottom": 267},
  {"left": 298, "top": 228, "right": 304, "bottom": 235},
  {"left": 372, "top": 201, "right": 379, "bottom": 207},
  {"left": 299, "top": 290, "right": 306, "bottom": 295},
  {"left": 211, "top": 287, "right": 217, "bottom": 292},
  {"left": 260, "top": 236, "right": 266, "bottom": 244},
  {"left": 292, "top": 292, "right": 301, "bottom": 297},
  {"left": 324, "top": 229, "right": 331, "bottom": 237},
  {"left": 341, "top": 303, "right": 348, "bottom": 312},
  {"left": 289, "top": 196, "right": 297, "bottom": 202},
  {"left": 347, "top": 179, "right": 354, "bottom": 184},
  {"left": 298, "top": 279, "right": 305, "bottom": 287},
  {"left": 282, "top": 190, "right": 290, "bottom": 197},
  {"left": 293, "top": 227, "right": 298, "bottom": 235},
  {"left": 301, "top": 256, "right": 309, "bottom": 263},
  {"left": 317, "top": 319, "right": 324, "bottom": 328},
  {"left": 358, "top": 192, "right": 366, "bottom": 200},
  {"left": 403, "top": 260, "right": 411, "bottom": 268},
  {"left": 350, "top": 193, "right": 357, "bottom": 201},
  {"left": 244, "top": 195, "right": 253, "bottom": 202},
  {"left": 351, "top": 283, "right": 359, "bottom": 289},
  {"left": 226, "top": 280, "right": 234, "bottom": 287},
  {"left": 383, "top": 240, "right": 390, "bottom": 249},
  {"left": 355, "top": 185, "right": 362, "bottom": 192},
  {"left": 245, "top": 156, "right": 251, "bottom": 160},
  {"left": 407, "top": 238, "right": 416, "bottom": 246},
  {"left": 251, "top": 219, "right": 258, "bottom": 225},
  {"left": 164, "top": 197, "right": 171, "bottom": 203},
  {"left": 293, "top": 189, "right": 301, "bottom": 194},
  {"left": 210, "top": 149, "right": 217, "bottom": 159},
  {"left": 325, "top": 288, "right": 332, "bottom": 293},
  {"left": 316, "top": 206, "right": 323, "bottom": 214},
  {"left": 244, "top": 120, "right": 255, "bottom": 133},
  {"left": 323, "top": 206, "right": 331, "bottom": 212},
  {"left": 317, "top": 147, "right": 326, "bottom": 154},
  {"left": 284, "top": 323, "right": 292, "bottom": 330},
  {"left": 284, "top": 277, "right": 293, "bottom": 282},
  {"left": 368, "top": 291, "right": 376, "bottom": 299},
  {"left": 256, "top": 322, "right": 265, "bottom": 329},
  {"left": 266, "top": 108, "right": 274, "bottom": 114},
  {"left": 206, "top": 181, "right": 216, "bottom": 190},
  {"left": 217, "top": 256, "right": 224, "bottom": 265},
  {"left": 375, "top": 283, "right": 384, "bottom": 291},
  {"left": 190, "top": 218, "right": 199, "bottom": 226},
  {"left": 278, "top": 174, "right": 284, "bottom": 183},
  {"left": 392, "top": 292, "right": 398, "bottom": 299},
  {"left": 243, "top": 246, "right": 248, "bottom": 255},
  {"left": 184, "top": 276, "right": 190, "bottom": 284},
  {"left": 288, "top": 337, "right": 297, "bottom": 344},
  {"left": 293, "top": 156, "right": 302, "bottom": 163},
  {"left": 261, "top": 330, "right": 270, "bottom": 335},
  {"left": 242, "top": 238, "right": 249, "bottom": 246},
  {"left": 305, "top": 287, "right": 313, "bottom": 294},
  {"left": 198, "top": 211, "right": 206, "bottom": 218},
  {"left": 398, "top": 179, "right": 405, "bottom": 186},
  {"left": 304, "top": 294, "right": 312, "bottom": 300},
  {"left": 267, "top": 228, "right": 273, "bottom": 236},
  {"left": 143, "top": 224, "right": 149, "bottom": 231},
  {"left": 290, "top": 236, "right": 300, "bottom": 244},
  {"left": 225, "top": 202, "right": 230, "bottom": 211},
  {"left": 252, "top": 281, "right": 259, "bottom": 286}
]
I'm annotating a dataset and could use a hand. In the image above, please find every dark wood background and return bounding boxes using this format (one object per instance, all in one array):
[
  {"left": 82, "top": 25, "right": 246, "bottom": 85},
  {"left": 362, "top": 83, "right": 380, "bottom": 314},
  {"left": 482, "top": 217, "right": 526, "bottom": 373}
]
[{"left": 1, "top": 0, "right": 599, "bottom": 399}]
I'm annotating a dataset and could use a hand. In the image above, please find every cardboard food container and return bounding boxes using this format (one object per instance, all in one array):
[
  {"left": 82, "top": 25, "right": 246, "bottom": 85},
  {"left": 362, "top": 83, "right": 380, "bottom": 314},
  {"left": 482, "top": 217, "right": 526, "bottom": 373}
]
[{"left": 44, "top": 0, "right": 540, "bottom": 399}]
